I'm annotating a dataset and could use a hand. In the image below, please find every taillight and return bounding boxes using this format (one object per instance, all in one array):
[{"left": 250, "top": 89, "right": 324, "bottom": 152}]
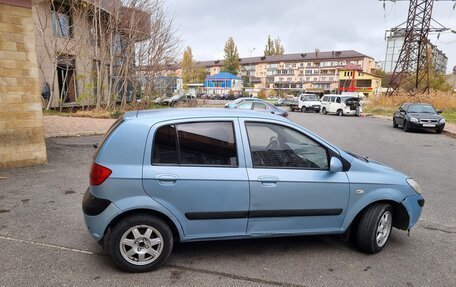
[{"left": 90, "top": 163, "right": 112, "bottom": 186}]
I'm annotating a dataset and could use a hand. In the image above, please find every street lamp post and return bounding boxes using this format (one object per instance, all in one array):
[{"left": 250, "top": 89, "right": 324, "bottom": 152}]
[{"left": 248, "top": 47, "right": 255, "bottom": 97}]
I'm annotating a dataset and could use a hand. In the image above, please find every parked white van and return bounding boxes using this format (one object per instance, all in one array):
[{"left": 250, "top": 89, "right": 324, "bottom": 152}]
[
  {"left": 320, "top": 95, "right": 362, "bottom": 116},
  {"left": 298, "top": 94, "right": 321, "bottom": 113}
]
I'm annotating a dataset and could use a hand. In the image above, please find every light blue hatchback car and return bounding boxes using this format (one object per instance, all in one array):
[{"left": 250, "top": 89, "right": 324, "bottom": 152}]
[{"left": 82, "top": 108, "right": 424, "bottom": 272}]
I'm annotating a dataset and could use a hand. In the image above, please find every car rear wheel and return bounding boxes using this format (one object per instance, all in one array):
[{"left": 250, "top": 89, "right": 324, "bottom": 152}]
[
  {"left": 322, "top": 108, "right": 327, "bottom": 115},
  {"left": 356, "top": 203, "right": 393, "bottom": 253},
  {"left": 393, "top": 118, "right": 398, "bottom": 128},
  {"left": 109, "top": 215, "right": 173, "bottom": 272},
  {"left": 337, "top": 109, "right": 343, "bottom": 116}
]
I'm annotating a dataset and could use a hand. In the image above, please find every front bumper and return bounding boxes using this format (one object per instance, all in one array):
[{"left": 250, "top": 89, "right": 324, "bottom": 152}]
[
  {"left": 311, "top": 105, "right": 321, "bottom": 111},
  {"left": 402, "top": 194, "right": 425, "bottom": 229},
  {"left": 82, "top": 188, "right": 121, "bottom": 241},
  {"left": 409, "top": 121, "right": 445, "bottom": 130}
]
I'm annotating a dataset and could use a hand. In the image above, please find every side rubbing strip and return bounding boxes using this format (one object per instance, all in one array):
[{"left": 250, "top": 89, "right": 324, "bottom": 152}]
[
  {"left": 185, "top": 211, "right": 248, "bottom": 220},
  {"left": 185, "top": 209, "right": 343, "bottom": 220},
  {"left": 249, "top": 209, "right": 343, "bottom": 218}
]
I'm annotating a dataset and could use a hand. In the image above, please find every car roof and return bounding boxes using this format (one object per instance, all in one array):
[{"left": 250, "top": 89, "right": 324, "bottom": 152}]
[{"left": 124, "top": 108, "right": 289, "bottom": 123}]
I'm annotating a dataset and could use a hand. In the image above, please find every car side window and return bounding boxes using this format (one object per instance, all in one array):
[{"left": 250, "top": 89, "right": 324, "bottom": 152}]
[
  {"left": 330, "top": 96, "right": 336, "bottom": 102},
  {"left": 253, "top": 102, "right": 267, "bottom": 110},
  {"left": 336, "top": 97, "right": 341, "bottom": 103},
  {"left": 237, "top": 102, "right": 253, "bottom": 110},
  {"left": 152, "top": 124, "right": 178, "bottom": 164},
  {"left": 153, "top": 122, "right": 238, "bottom": 166},
  {"left": 245, "top": 122, "right": 329, "bottom": 170}
]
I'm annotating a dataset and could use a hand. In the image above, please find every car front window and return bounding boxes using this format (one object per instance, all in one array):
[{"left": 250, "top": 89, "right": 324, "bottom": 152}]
[{"left": 245, "top": 122, "right": 328, "bottom": 170}]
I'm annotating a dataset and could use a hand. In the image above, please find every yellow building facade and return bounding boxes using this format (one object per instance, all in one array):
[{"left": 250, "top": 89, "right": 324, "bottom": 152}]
[{"left": 338, "top": 64, "right": 382, "bottom": 96}]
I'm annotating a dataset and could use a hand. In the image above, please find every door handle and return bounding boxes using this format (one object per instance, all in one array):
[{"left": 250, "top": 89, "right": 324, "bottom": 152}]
[
  {"left": 258, "top": 176, "right": 279, "bottom": 187},
  {"left": 156, "top": 174, "right": 178, "bottom": 185}
]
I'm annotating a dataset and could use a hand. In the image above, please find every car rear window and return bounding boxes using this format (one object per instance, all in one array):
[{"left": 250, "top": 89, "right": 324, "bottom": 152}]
[{"left": 153, "top": 121, "right": 238, "bottom": 167}]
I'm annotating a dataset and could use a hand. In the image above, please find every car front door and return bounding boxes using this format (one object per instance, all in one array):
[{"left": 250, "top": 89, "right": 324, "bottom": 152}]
[
  {"left": 142, "top": 119, "right": 250, "bottom": 239},
  {"left": 395, "top": 104, "right": 408, "bottom": 126},
  {"left": 240, "top": 120, "right": 350, "bottom": 235}
]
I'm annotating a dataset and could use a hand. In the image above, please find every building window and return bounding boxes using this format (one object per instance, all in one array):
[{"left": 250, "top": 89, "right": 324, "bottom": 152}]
[
  {"left": 356, "top": 79, "right": 372, "bottom": 88},
  {"left": 51, "top": 2, "right": 72, "bottom": 38},
  {"left": 56, "top": 55, "right": 77, "bottom": 103}
]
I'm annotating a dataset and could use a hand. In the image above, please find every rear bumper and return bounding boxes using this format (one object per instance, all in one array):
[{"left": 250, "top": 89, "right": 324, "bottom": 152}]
[
  {"left": 82, "top": 188, "right": 121, "bottom": 241},
  {"left": 402, "top": 194, "right": 425, "bottom": 229}
]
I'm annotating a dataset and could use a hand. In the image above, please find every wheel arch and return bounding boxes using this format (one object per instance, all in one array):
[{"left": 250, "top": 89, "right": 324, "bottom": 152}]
[
  {"left": 346, "top": 200, "right": 410, "bottom": 234},
  {"left": 105, "top": 209, "right": 182, "bottom": 243}
]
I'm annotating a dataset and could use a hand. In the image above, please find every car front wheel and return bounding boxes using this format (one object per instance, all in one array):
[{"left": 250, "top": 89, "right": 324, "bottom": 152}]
[
  {"left": 337, "top": 109, "right": 343, "bottom": 116},
  {"left": 109, "top": 215, "right": 173, "bottom": 272},
  {"left": 356, "top": 203, "right": 393, "bottom": 253},
  {"left": 403, "top": 120, "right": 411, "bottom": 132},
  {"left": 393, "top": 118, "right": 398, "bottom": 128},
  {"left": 322, "top": 108, "right": 327, "bottom": 115}
]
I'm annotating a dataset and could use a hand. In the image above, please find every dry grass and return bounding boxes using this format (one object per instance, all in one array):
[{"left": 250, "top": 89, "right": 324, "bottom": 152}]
[
  {"left": 364, "top": 92, "right": 456, "bottom": 123},
  {"left": 73, "top": 109, "right": 113, "bottom": 118}
]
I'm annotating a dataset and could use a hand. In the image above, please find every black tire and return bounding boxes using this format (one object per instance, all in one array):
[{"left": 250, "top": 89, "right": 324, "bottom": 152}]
[
  {"left": 393, "top": 118, "right": 398, "bottom": 128},
  {"left": 436, "top": 127, "right": 443, "bottom": 134},
  {"left": 403, "top": 120, "right": 411, "bottom": 132},
  {"left": 322, "top": 107, "right": 327, "bottom": 115},
  {"left": 301, "top": 106, "right": 306, "bottom": 113},
  {"left": 337, "top": 109, "right": 343, "bottom": 116},
  {"left": 356, "top": 203, "right": 393, "bottom": 253},
  {"left": 109, "top": 215, "right": 173, "bottom": 272},
  {"left": 316, "top": 109, "right": 320, "bottom": 113}
]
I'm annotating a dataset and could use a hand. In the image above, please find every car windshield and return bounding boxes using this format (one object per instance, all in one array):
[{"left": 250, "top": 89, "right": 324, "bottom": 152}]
[
  {"left": 408, "top": 104, "right": 436, "bottom": 113},
  {"left": 304, "top": 95, "right": 318, "bottom": 101}
]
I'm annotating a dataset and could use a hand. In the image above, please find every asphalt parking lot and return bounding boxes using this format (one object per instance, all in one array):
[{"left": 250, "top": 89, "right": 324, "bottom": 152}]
[{"left": 0, "top": 112, "right": 455, "bottom": 287}]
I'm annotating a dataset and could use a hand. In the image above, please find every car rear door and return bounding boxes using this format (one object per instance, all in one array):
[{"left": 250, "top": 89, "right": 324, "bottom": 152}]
[
  {"left": 142, "top": 119, "right": 250, "bottom": 239},
  {"left": 240, "top": 119, "right": 350, "bottom": 235}
]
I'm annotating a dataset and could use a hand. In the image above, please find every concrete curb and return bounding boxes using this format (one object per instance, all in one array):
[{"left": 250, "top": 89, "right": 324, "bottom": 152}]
[{"left": 45, "top": 132, "right": 105, "bottom": 139}]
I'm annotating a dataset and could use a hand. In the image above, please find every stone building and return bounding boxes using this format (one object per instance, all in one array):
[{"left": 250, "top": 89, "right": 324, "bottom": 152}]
[
  {"left": 32, "top": 0, "right": 150, "bottom": 108},
  {"left": 0, "top": 0, "right": 47, "bottom": 168}
]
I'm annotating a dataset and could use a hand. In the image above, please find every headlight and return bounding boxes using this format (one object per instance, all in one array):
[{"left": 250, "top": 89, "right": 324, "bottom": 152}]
[
  {"left": 439, "top": 118, "right": 445, "bottom": 124},
  {"left": 406, "top": 178, "right": 422, "bottom": 194},
  {"left": 410, "top": 117, "right": 419, "bottom": 123}
]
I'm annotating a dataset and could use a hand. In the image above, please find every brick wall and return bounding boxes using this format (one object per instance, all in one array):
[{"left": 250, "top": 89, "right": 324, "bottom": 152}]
[{"left": 0, "top": 2, "right": 47, "bottom": 168}]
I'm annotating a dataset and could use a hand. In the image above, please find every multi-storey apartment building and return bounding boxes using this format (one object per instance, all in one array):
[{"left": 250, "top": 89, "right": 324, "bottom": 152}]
[
  {"left": 384, "top": 31, "right": 448, "bottom": 74},
  {"left": 162, "top": 50, "right": 376, "bottom": 95}
]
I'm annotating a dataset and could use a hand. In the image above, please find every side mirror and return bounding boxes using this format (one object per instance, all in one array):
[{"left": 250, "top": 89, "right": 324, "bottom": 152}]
[
  {"left": 437, "top": 110, "right": 443, "bottom": 114},
  {"left": 399, "top": 109, "right": 406, "bottom": 113},
  {"left": 329, "top": 157, "right": 343, "bottom": 173}
]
